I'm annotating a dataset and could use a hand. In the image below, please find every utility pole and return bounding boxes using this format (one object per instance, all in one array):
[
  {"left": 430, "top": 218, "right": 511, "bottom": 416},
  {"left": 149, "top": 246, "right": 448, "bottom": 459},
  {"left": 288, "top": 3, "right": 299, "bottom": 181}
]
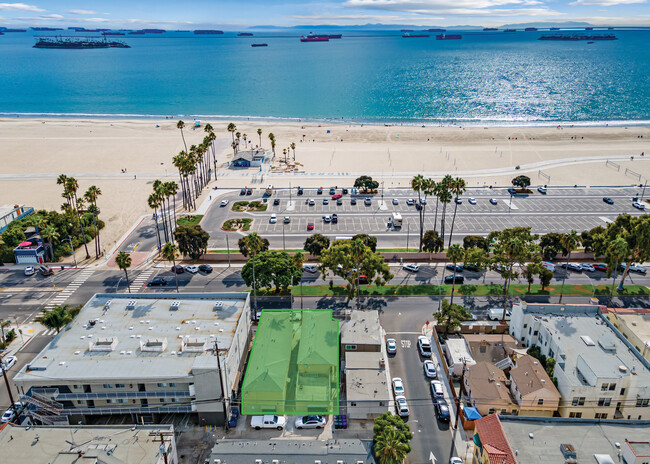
[
  {"left": 454, "top": 359, "right": 467, "bottom": 430},
  {"left": 158, "top": 431, "right": 169, "bottom": 464},
  {"left": 226, "top": 235, "right": 231, "bottom": 268},
  {"left": 406, "top": 222, "right": 409, "bottom": 252},
  {"left": 214, "top": 340, "right": 229, "bottom": 431},
  {"left": 642, "top": 179, "right": 647, "bottom": 200}
]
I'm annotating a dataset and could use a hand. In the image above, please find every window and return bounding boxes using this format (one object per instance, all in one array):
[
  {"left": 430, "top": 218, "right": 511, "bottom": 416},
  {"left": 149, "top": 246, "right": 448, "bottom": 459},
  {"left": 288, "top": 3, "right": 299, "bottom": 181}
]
[
  {"left": 549, "top": 349, "right": 555, "bottom": 358},
  {"left": 350, "top": 402, "right": 357, "bottom": 407},
  {"left": 609, "top": 384, "right": 616, "bottom": 391},
  {"left": 538, "top": 399, "right": 544, "bottom": 405},
  {"left": 523, "top": 324, "right": 528, "bottom": 328},
  {"left": 345, "top": 345, "right": 357, "bottom": 351},
  {"left": 107, "top": 399, "right": 115, "bottom": 404},
  {"left": 379, "top": 401, "right": 386, "bottom": 407},
  {"left": 572, "top": 397, "right": 585, "bottom": 406},
  {"left": 501, "top": 409, "right": 507, "bottom": 414},
  {"left": 528, "top": 328, "right": 532, "bottom": 335},
  {"left": 118, "top": 399, "right": 127, "bottom": 404},
  {"left": 595, "top": 413, "right": 608, "bottom": 419},
  {"left": 115, "top": 384, "right": 125, "bottom": 388},
  {"left": 601, "top": 383, "right": 609, "bottom": 391},
  {"left": 169, "top": 383, "right": 177, "bottom": 387},
  {"left": 569, "top": 412, "right": 582, "bottom": 418},
  {"left": 73, "top": 385, "right": 79, "bottom": 389},
  {"left": 533, "top": 330, "right": 539, "bottom": 336},
  {"left": 480, "top": 346, "right": 487, "bottom": 353},
  {"left": 102, "top": 384, "right": 113, "bottom": 389},
  {"left": 636, "top": 398, "right": 650, "bottom": 407},
  {"left": 620, "top": 388, "right": 626, "bottom": 396},
  {"left": 171, "top": 398, "right": 178, "bottom": 403},
  {"left": 157, "top": 383, "right": 168, "bottom": 388},
  {"left": 488, "top": 408, "right": 496, "bottom": 414},
  {"left": 598, "top": 398, "right": 611, "bottom": 407}
]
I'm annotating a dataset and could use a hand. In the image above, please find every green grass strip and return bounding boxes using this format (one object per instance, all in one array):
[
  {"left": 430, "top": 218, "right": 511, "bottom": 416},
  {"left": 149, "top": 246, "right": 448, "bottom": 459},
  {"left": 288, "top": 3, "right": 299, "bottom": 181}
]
[{"left": 176, "top": 215, "right": 204, "bottom": 227}]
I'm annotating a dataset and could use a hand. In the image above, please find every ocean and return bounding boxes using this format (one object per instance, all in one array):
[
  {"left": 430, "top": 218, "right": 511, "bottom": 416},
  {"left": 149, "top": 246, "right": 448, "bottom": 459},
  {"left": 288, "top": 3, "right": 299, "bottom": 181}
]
[{"left": 1, "top": 29, "right": 650, "bottom": 125}]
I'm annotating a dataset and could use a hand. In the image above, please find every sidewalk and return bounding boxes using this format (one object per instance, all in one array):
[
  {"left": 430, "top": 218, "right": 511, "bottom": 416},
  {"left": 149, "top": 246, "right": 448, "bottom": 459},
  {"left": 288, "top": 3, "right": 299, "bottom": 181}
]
[{"left": 1, "top": 322, "right": 51, "bottom": 357}]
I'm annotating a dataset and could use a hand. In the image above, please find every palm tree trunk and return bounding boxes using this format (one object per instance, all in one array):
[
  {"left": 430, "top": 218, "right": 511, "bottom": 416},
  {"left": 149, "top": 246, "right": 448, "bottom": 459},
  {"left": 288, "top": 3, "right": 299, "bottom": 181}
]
[
  {"left": 172, "top": 257, "right": 179, "bottom": 293},
  {"left": 161, "top": 201, "right": 169, "bottom": 243},
  {"left": 73, "top": 193, "right": 91, "bottom": 260},
  {"left": 172, "top": 195, "right": 178, "bottom": 242},
  {"left": 434, "top": 197, "right": 440, "bottom": 233},
  {"left": 450, "top": 267, "right": 457, "bottom": 306},
  {"left": 448, "top": 203, "right": 459, "bottom": 248},
  {"left": 180, "top": 128, "right": 188, "bottom": 152},
  {"left": 441, "top": 204, "right": 447, "bottom": 241},
  {"left": 124, "top": 269, "right": 131, "bottom": 293},
  {"left": 154, "top": 208, "right": 162, "bottom": 249},
  {"left": 559, "top": 251, "right": 571, "bottom": 303}
]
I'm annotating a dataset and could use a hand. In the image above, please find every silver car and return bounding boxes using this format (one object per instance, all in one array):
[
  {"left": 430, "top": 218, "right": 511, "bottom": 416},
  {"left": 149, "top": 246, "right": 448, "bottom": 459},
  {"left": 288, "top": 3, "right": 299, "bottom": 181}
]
[{"left": 295, "top": 415, "right": 326, "bottom": 429}]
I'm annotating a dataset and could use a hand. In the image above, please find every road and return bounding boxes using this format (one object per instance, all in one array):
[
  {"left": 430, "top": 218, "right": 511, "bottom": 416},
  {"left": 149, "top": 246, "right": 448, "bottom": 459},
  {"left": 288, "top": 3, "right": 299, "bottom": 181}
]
[{"left": 201, "top": 186, "right": 647, "bottom": 249}]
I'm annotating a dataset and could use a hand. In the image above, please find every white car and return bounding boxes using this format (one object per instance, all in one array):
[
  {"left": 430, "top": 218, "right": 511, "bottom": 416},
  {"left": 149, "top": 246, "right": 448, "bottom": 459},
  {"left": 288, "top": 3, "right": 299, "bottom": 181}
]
[
  {"left": 220, "top": 199, "right": 229, "bottom": 207},
  {"left": 308, "top": 199, "right": 315, "bottom": 206},
  {"left": 633, "top": 201, "right": 646, "bottom": 210},
  {"left": 538, "top": 186, "right": 547, "bottom": 194},
  {"left": 423, "top": 360, "right": 437, "bottom": 378},
  {"left": 630, "top": 264, "right": 647, "bottom": 274},
  {"left": 269, "top": 214, "right": 277, "bottom": 224},
  {"left": 1, "top": 408, "right": 15, "bottom": 423},
  {"left": 303, "top": 265, "right": 318, "bottom": 273},
  {"left": 392, "top": 198, "right": 399, "bottom": 205},
  {"left": 1, "top": 356, "right": 17, "bottom": 371},
  {"left": 392, "top": 377, "right": 404, "bottom": 396},
  {"left": 185, "top": 265, "right": 198, "bottom": 274},
  {"left": 386, "top": 338, "right": 397, "bottom": 355},
  {"left": 395, "top": 395, "right": 409, "bottom": 417},
  {"left": 580, "top": 263, "right": 595, "bottom": 272},
  {"left": 450, "top": 458, "right": 464, "bottom": 464},
  {"left": 468, "top": 198, "right": 477, "bottom": 205},
  {"left": 406, "top": 199, "right": 415, "bottom": 206},
  {"left": 295, "top": 415, "right": 326, "bottom": 429},
  {"left": 323, "top": 215, "right": 331, "bottom": 223},
  {"left": 403, "top": 264, "right": 420, "bottom": 273},
  {"left": 24, "top": 266, "right": 35, "bottom": 276}
]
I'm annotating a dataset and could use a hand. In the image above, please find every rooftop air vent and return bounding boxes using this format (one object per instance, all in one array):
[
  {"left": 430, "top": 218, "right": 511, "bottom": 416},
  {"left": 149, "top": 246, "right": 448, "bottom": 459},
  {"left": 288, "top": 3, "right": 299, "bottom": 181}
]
[
  {"left": 104, "top": 300, "right": 112, "bottom": 310},
  {"left": 560, "top": 443, "right": 577, "bottom": 459},
  {"left": 580, "top": 335, "right": 595, "bottom": 346},
  {"left": 126, "top": 300, "right": 137, "bottom": 310},
  {"left": 214, "top": 301, "right": 223, "bottom": 310},
  {"left": 140, "top": 338, "right": 167, "bottom": 352},
  {"left": 619, "top": 365, "right": 628, "bottom": 373},
  {"left": 181, "top": 338, "right": 208, "bottom": 352},
  {"left": 89, "top": 337, "right": 118, "bottom": 352},
  {"left": 170, "top": 301, "right": 181, "bottom": 311},
  {"left": 598, "top": 337, "right": 616, "bottom": 353}
]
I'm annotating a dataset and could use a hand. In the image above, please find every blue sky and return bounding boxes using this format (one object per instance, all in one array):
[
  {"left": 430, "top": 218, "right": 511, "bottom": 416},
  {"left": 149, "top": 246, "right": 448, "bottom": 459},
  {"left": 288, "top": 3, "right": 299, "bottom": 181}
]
[{"left": 0, "top": 0, "right": 648, "bottom": 27}]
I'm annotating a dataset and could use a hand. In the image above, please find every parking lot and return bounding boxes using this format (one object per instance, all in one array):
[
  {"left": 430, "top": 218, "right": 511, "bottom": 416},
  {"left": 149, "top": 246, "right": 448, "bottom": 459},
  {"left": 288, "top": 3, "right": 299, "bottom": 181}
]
[{"left": 202, "top": 186, "right": 646, "bottom": 249}]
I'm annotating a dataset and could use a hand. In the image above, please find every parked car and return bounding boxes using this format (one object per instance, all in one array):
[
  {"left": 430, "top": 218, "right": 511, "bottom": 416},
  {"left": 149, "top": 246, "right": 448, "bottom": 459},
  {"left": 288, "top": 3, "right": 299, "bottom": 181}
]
[
  {"left": 351, "top": 198, "right": 357, "bottom": 205},
  {"left": 273, "top": 198, "right": 280, "bottom": 206},
  {"left": 538, "top": 186, "right": 547, "bottom": 194},
  {"left": 561, "top": 263, "right": 582, "bottom": 272},
  {"left": 1, "top": 356, "right": 17, "bottom": 371},
  {"left": 593, "top": 263, "right": 609, "bottom": 272},
  {"left": 633, "top": 201, "right": 646, "bottom": 210},
  {"left": 392, "top": 198, "right": 399, "bottom": 205},
  {"left": 295, "top": 415, "right": 326, "bottom": 429},
  {"left": 386, "top": 338, "right": 397, "bottom": 355},
  {"left": 198, "top": 264, "right": 213, "bottom": 273},
  {"left": 603, "top": 197, "right": 614, "bottom": 205},
  {"left": 171, "top": 265, "right": 184, "bottom": 274},
  {"left": 1, "top": 408, "right": 16, "bottom": 424},
  {"left": 307, "top": 222, "right": 314, "bottom": 231},
  {"left": 329, "top": 187, "right": 336, "bottom": 195},
  {"left": 24, "top": 266, "right": 35, "bottom": 276},
  {"left": 630, "top": 264, "right": 647, "bottom": 274},
  {"left": 284, "top": 216, "right": 291, "bottom": 224},
  {"left": 468, "top": 198, "right": 477, "bottom": 205},
  {"left": 332, "top": 194, "right": 342, "bottom": 200},
  {"left": 246, "top": 188, "right": 252, "bottom": 195},
  {"left": 317, "top": 187, "right": 323, "bottom": 195},
  {"left": 332, "top": 213, "right": 338, "bottom": 224},
  {"left": 463, "top": 263, "right": 480, "bottom": 272},
  {"left": 580, "top": 263, "right": 595, "bottom": 272},
  {"left": 435, "top": 398, "right": 451, "bottom": 421},
  {"left": 357, "top": 274, "right": 369, "bottom": 284},
  {"left": 323, "top": 198, "right": 329, "bottom": 205},
  {"left": 303, "top": 264, "right": 318, "bottom": 273},
  {"left": 147, "top": 277, "right": 167, "bottom": 286},
  {"left": 297, "top": 187, "right": 304, "bottom": 195},
  {"left": 406, "top": 198, "right": 415, "bottom": 206},
  {"left": 251, "top": 415, "right": 286, "bottom": 430},
  {"left": 420, "top": 199, "right": 427, "bottom": 205},
  {"left": 444, "top": 275, "right": 464, "bottom": 284},
  {"left": 489, "top": 198, "right": 498, "bottom": 205},
  {"left": 392, "top": 377, "right": 404, "bottom": 396},
  {"left": 454, "top": 197, "right": 462, "bottom": 204},
  {"left": 403, "top": 264, "right": 420, "bottom": 273},
  {"left": 323, "top": 215, "right": 331, "bottom": 223},
  {"left": 336, "top": 198, "right": 343, "bottom": 205},
  {"left": 220, "top": 199, "right": 229, "bottom": 207},
  {"left": 395, "top": 395, "right": 410, "bottom": 417},
  {"left": 450, "top": 458, "right": 464, "bottom": 464},
  {"left": 418, "top": 336, "right": 432, "bottom": 357},
  {"left": 446, "top": 264, "right": 463, "bottom": 273},
  {"left": 423, "top": 360, "right": 437, "bottom": 378},
  {"left": 342, "top": 188, "right": 348, "bottom": 194},
  {"left": 430, "top": 380, "right": 444, "bottom": 398},
  {"left": 269, "top": 214, "right": 277, "bottom": 224},
  {"left": 185, "top": 265, "right": 199, "bottom": 274},
  {"left": 364, "top": 198, "right": 372, "bottom": 206},
  {"left": 240, "top": 188, "right": 246, "bottom": 195},
  {"left": 507, "top": 187, "right": 517, "bottom": 195},
  {"left": 39, "top": 265, "right": 54, "bottom": 276},
  {"left": 308, "top": 199, "right": 315, "bottom": 206}
]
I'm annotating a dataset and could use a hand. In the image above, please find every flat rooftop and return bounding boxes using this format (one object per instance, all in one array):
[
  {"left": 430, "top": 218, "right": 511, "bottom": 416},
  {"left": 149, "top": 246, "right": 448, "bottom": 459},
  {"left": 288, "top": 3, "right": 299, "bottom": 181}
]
[
  {"left": 341, "top": 310, "right": 381, "bottom": 346},
  {"left": 15, "top": 293, "right": 249, "bottom": 382},
  {"left": 499, "top": 417, "right": 650, "bottom": 463},
  {"left": 0, "top": 423, "right": 173, "bottom": 464},
  {"left": 608, "top": 308, "right": 650, "bottom": 348},
  {"left": 524, "top": 308, "right": 650, "bottom": 386}
]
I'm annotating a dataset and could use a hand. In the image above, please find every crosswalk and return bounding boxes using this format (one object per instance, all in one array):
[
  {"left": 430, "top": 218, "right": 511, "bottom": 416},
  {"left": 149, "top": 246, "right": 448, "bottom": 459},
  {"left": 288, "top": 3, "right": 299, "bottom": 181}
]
[
  {"left": 131, "top": 269, "right": 156, "bottom": 292},
  {"left": 44, "top": 269, "right": 94, "bottom": 310}
]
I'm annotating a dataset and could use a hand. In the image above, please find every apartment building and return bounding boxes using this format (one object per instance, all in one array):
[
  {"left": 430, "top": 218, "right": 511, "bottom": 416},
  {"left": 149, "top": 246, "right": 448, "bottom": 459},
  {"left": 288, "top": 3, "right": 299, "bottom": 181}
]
[
  {"left": 509, "top": 354, "right": 560, "bottom": 416},
  {"left": 605, "top": 307, "right": 650, "bottom": 361},
  {"left": 510, "top": 302, "right": 650, "bottom": 420},
  {"left": 13, "top": 293, "right": 251, "bottom": 426}
]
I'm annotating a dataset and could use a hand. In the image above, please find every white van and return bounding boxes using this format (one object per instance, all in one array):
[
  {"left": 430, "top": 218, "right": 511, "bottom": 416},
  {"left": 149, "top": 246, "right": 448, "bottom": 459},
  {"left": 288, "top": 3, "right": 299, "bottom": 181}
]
[
  {"left": 392, "top": 212, "right": 403, "bottom": 228},
  {"left": 488, "top": 308, "right": 511, "bottom": 321},
  {"left": 430, "top": 380, "right": 444, "bottom": 398}
]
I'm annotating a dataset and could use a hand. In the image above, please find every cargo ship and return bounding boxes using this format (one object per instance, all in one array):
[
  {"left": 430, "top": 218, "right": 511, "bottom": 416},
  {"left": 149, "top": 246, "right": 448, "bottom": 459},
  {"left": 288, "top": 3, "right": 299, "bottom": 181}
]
[
  {"left": 550, "top": 27, "right": 560, "bottom": 31},
  {"left": 237, "top": 32, "right": 254, "bottom": 37},
  {"left": 538, "top": 34, "right": 617, "bottom": 41},
  {"left": 328, "top": 34, "right": 342, "bottom": 39},
  {"left": 300, "top": 33, "right": 329, "bottom": 42},
  {"left": 585, "top": 27, "right": 593, "bottom": 30},
  {"left": 31, "top": 27, "right": 63, "bottom": 31},
  {"left": 142, "top": 29, "right": 165, "bottom": 33},
  {"left": 503, "top": 29, "right": 516, "bottom": 33},
  {"left": 402, "top": 32, "right": 430, "bottom": 38},
  {"left": 103, "top": 32, "right": 125, "bottom": 36},
  {"left": 436, "top": 33, "right": 462, "bottom": 40},
  {"left": 427, "top": 28, "right": 446, "bottom": 32},
  {"left": 33, "top": 37, "right": 130, "bottom": 49},
  {"left": 129, "top": 31, "right": 145, "bottom": 35},
  {"left": 194, "top": 29, "right": 224, "bottom": 34},
  {"left": 3, "top": 29, "right": 26, "bottom": 32},
  {"left": 524, "top": 27, "right": 538, "bottom": 31},
  {"left": 483, "top": 28, "right": 498, "bottom": 31},
  {"left": 251, "top": 43, "right": 267, "bottom": 47}
]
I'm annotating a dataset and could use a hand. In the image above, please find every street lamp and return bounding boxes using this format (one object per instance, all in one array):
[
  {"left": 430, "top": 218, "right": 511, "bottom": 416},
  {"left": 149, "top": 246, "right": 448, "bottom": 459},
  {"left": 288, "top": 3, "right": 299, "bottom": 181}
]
[{"left": 61, "top": 236, "right": 77, "bottom": 267}]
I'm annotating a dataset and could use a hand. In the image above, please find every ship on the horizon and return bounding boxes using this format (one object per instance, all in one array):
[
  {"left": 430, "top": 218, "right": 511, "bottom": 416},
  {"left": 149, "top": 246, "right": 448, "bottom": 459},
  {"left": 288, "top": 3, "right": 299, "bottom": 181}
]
[
  {"left": 251, "top": 43, "right": 268, "bottom": 47},
  {"left": 31, "top": 27, "right": 63, "bottom": 31},
  {"left": 300, "top": 32, "right": 329, "bottom": 42},
  {"left": 427, "top": 28, "right": 446, "bottom": 32},
  {"left": 33, "top": 36, "right": 130, "bottom": 49},
  {"left": 483, "top": 28, "right": 498, "bottom": 31},
  {"left": 400, "top": 29, "right": 413, "bottom": 32},
  {"left": 503, "top": 29, "right": 516, "bottom": 33},
  {"left": 103, "top": 32, "right": 125, "bottom": 36},
  {"left": 194, "top": 29, "right": 224, "bottom": 34},
  {"left": 538, "top": 34, "right": 617, "bottom": 41},
  {"left": 237, "top": 32, "right": 254, "bottom": 37},
  {"left": 524, "top": 27, "right": 538, "bottom": 31},
  {"left": 129, "top": 31, "right": 145, "bottom": 35},
  {"left": 2, "top": 28, "right": 26, "bottom": 32},
  {"left": 402, "top": 32, "right": 430, "bottom": 38},
  {"left": 142, "top": 29, "right": 165, "bottom": 33},
  {"left": 436, "top": 33, "right": 462, "bottom": 40},
  {"left": 585, "top": 27, "right": 593, "bottom": 30},
  {"left": 550, "top": 27, "right": 560, "bottom": 30}
]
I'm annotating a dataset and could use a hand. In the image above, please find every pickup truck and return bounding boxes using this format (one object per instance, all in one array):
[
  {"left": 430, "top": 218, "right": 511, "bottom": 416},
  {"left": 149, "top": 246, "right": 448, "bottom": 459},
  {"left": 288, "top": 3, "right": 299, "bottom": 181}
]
[{"left": 250, "top": 415, "right": 286, "bottom": 430}]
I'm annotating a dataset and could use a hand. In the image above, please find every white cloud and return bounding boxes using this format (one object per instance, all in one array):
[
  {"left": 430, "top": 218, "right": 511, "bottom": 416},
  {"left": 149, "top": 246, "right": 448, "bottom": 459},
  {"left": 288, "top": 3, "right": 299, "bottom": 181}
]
[
  {"left": 85, "top": 17, "right": 110, "bottom": 22},
  {"left": 68, "top": 9, "right": 98, "bottom": 15},
  {"left": 39, "top": 13, "right": 63, "bottom": 19},
  {"left": 344, "top": 0, "right": 546, "bottom": 10},
  {"left": 0, "top": 2, "right": 43, "bottom": 11},
  {"left": 291, "top": 13, "right": 446, "bottom": 22},
  {"left": 570, "top": 0, "right": 645, "bottom": 5}
]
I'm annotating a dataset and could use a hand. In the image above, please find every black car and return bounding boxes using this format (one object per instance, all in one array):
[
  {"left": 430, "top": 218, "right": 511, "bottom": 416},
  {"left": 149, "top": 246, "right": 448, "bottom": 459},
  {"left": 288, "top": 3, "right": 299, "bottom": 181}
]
[
  {"left": 246, "top": 188, "right": 252, "bottom": 195},
  {"left": 297, "top": 187, "right": 304, "bottom": 195},
  {"left": 446, "top": 264, "right": 463, "bottom": 273},
  {"left": 435, "top": 398, "right": 450, "bottom": 421},
  {"left": 240, "top": 188, "right": 246, "bottom": 195},
  {"left": 317, "top": 188, "right": 323, "bottom": 195},
  {"left": 332, "top": 213, "right": 338, "bottom": 224},
  {"left": 463, "top": 263, "right": 480, "bottom": 272},
  {"left": 199, "top": 264, "right": 213, "bottom": 273},
  {"left": 444, "top": 275, "right": 464, "bottom": 284},
  {"left": 273, "top": 198, "right": 280, "bottom": 205},
  {"left": 351, "top": 198, "right": 357, "bottom": 205},
  {"left": 342, "top": 188, "right": 348, "bottom": 194},
  {"left": 147, "top": 277, "right": 167, "bottom": 286},
  {"left": 171, "top": 265, "right": 185, "bottom": 274},
  {"left": 603, "top": 197, "right": 614, "bottom": 205}
]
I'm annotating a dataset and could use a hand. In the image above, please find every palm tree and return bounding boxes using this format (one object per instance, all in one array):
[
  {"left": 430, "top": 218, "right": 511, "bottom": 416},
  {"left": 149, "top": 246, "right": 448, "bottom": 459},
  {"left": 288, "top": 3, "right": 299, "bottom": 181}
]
[
  {"left": 268, "top": 132, "right": 276, "bottom": 154},
  {"left": 242, "top": 133, "right": 248, "bottom": 148},
  {"left": 165, "top": 181, "right": 179, "bottom": 237},
  {"left": 173, "top": 152, "right": 189, "bottom": 209},
  {"left": 283, "top": 148, "right": 287, "bottom": 164},
  {"left": 115, "top": 251, "right": 132, "bottom": 293},
  {"left": 438, "top": 176, "right": 453, "bottom": 242},
  {"left": 239, "top": 232, "right": 266, "bottom": 313},
  {"left": 34, "top": 305, "right": 76, "bottom": 334},
  {"left": 148, "top": 193, "right": 163, "bottom": 249},
  {"left": 57, "top": 174, "right": 71, "bottom": 206},
  {"left": 559, "top": 230, "right": 581, "bottom": 303},
  {"left": 447, "top": 176, "right": 467, "bottom": 248},
  {"left": 432, "top": 181, "right": 442, "bottom": 233},
  {"left": 41, "top": 223, "right": 59, "bottom": 262},
  {"left": 227, "top": 122, "right": 236, "bottom": 143},
  {"left": 257, "top": 128, "right": 262, "bottom": 147},
  {"left": 65, "top": 176, "right": 91, "bottom": 260},
  {"left": 84, "top": 185, "right": 102, "bottom": 258},
  {"left": 177, "top": 120, "right": 188, "bottom": 152},
  {"left": 290, "top": 142, "right": 296, "bottom": 161},
  {"left": 374, "top": 427, "right": 409, "bottom": 464},
  {"left": 447, "top": 244, "right": 465, "bottom": 306},
  {"left": 162, "top": 242, "right": 180, "bottom": 293},
  {"left": 411, "top": 175, "right": 426, "bottom": 251}
]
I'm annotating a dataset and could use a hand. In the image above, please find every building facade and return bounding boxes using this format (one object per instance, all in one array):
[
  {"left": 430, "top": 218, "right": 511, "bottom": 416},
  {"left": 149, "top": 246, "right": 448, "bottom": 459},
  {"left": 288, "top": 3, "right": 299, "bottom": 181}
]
[{"left": 340, "top": 310, "right": 382, "bottom": 353}]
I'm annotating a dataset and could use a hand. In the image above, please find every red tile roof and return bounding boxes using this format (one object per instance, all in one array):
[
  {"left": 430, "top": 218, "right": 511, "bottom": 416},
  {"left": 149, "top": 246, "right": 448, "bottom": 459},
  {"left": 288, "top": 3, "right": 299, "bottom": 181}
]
[{"left": 475, "top": 414, "right": 518, "bottom": 464}]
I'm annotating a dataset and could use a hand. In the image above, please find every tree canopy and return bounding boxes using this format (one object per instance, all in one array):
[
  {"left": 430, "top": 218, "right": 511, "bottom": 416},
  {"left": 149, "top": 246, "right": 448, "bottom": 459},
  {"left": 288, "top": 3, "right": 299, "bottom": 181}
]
[
  {"left": 241, "top": 250, "right": 304, "bottom": 293},
  {"left": 512, "top": 175, "right": 531, "bottom": 189},
  {"left": 238, "top": 232, "right": 269, "bottom": 257},
  {"left": 422, "top": 230, "right": 443, "bottom": 254},
  {"left": 352, "top": 233, "right": 378, "bottom": 252},
  {"left": 435, "top": 299, "right": 471, "bottom": 334},
  {"left": 353, "top": 175, "right": 379, "bottom": 192},
  {"left": 34, "top": 305, "right": 82, "bottom": 334},
  {"left": 304, "top": 233, "right": 330, "bottom": 256},
  {"left": 174, "top": 224, "right": 210, "bottom": 259},
  {"left": 373, "top": 411, "right": 412, "bottom": 464},
  {"left": 489, "top": 227, "right": 539, "bottom": 293}
]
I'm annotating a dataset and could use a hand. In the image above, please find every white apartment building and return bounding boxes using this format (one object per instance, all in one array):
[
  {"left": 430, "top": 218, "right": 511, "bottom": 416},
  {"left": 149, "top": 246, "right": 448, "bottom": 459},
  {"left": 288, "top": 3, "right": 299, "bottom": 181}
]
[
  {"left": 510, "top": 302, "right": 650, "bottom": 420},
  {"left": 13, "top": 292, "right": 251, "bottom": 426}
]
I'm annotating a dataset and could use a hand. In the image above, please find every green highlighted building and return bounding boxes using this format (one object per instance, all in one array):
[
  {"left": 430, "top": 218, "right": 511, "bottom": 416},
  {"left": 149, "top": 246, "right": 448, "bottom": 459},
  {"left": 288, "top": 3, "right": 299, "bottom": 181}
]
[{"left": 242, "top": 309, "right": 339, "bottom": 415}]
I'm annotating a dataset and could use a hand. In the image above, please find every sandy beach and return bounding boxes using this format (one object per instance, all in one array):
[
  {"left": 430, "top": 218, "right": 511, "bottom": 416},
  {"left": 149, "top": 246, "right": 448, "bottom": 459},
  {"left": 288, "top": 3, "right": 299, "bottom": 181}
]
[{"left": 1, "top": 118, "right": 649, "bottom": 251}]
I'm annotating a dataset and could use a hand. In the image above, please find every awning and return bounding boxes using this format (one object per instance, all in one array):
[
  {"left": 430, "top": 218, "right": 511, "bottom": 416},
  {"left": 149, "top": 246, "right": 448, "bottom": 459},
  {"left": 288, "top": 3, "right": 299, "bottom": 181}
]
[
  {"left": 18, "top": 241, "right": 32, "bottom": 247},
  {"left": 464, "top": 407, "right": 482, "bottom": 421}
]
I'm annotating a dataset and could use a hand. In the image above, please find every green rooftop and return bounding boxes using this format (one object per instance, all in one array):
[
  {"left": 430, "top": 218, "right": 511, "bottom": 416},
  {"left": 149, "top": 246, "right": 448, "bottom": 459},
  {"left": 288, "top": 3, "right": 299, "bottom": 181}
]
[{"left": 242, "top": 309, "right": 339, "bottom": 415}]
